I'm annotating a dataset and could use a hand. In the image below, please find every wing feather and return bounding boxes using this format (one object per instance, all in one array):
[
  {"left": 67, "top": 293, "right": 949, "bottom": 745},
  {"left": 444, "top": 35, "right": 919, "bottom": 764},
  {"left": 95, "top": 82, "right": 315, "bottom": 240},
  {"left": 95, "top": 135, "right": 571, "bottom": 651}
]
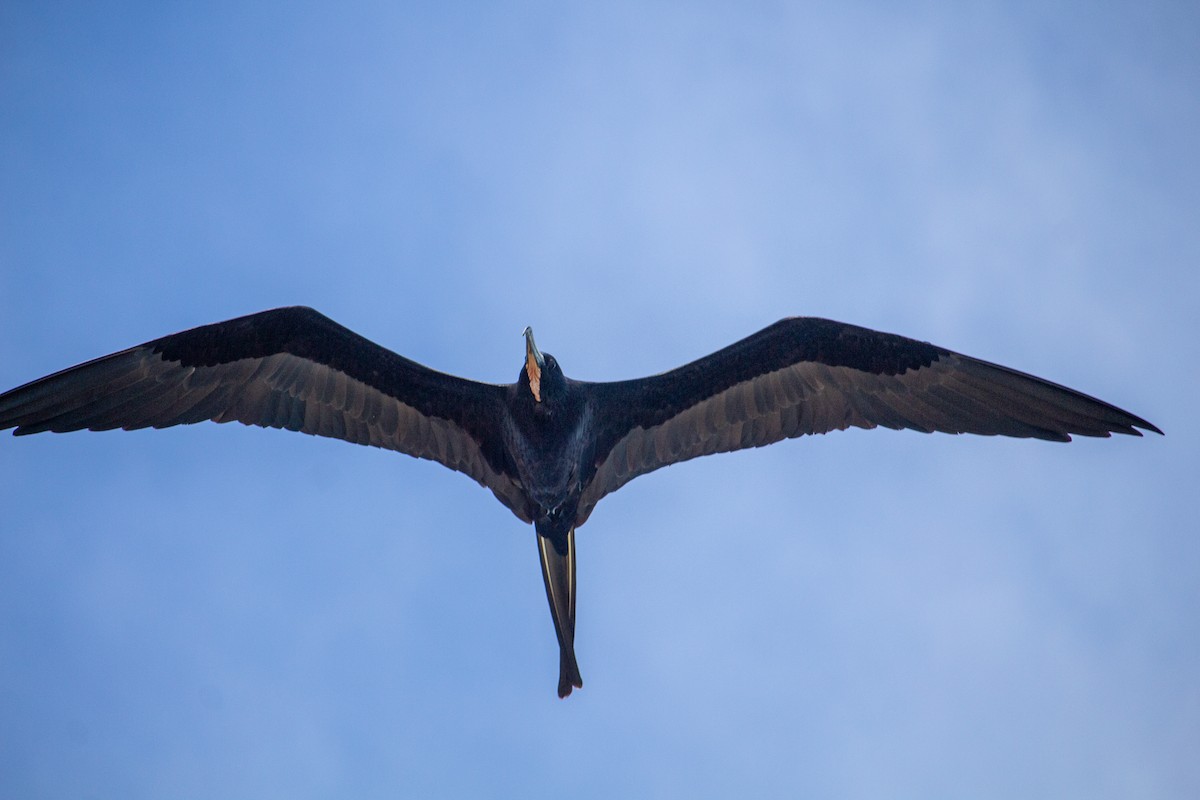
[
  {"left": 0, "top": 307, "right": 530, "bottom": 521},
  {"left": 577, "top": 318, "right": 1159, "bottom": 522}
]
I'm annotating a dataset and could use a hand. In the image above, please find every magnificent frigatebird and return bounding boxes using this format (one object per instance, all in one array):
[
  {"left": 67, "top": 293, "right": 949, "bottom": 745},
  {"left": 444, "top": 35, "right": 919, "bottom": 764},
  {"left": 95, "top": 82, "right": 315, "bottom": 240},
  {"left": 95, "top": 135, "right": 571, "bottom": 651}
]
[{"left": 0, "top": 307, "right": 1160, "bottom": 697}]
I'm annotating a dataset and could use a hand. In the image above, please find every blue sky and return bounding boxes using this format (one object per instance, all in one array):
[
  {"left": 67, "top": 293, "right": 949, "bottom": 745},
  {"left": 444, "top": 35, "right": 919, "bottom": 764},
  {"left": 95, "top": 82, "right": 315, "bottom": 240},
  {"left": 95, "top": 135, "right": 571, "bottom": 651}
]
[{"left": 1, "top": 2, "right": 1195, "bottom": 797}]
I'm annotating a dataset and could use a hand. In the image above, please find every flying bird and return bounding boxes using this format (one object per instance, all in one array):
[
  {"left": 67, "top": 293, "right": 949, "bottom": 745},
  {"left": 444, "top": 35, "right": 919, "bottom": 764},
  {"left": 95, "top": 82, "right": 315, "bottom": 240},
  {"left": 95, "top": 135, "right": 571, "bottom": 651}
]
[{"left": 0, "top": 307, "right": 1160, "bottom": 697}]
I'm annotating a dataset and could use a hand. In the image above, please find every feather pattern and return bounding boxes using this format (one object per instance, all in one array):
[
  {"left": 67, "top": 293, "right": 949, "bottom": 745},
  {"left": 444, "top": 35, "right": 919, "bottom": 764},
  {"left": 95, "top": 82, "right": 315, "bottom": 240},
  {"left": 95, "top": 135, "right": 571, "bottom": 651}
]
[
  {"left": 576, "top": 318, "right": 1159, "bottom": 522},
  {"left": 0, "top": 307, "right": 531, "bottom": 521}
]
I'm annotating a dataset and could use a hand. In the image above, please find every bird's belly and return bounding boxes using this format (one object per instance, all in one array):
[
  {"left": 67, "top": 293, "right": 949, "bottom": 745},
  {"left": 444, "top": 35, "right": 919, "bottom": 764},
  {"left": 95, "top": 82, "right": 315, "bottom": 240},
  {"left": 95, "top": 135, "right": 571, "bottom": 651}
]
[
  {"left": 506, "top": 436, "right": 583, "bottom": 514},
  {"left": 519, "top": 453, "right": 577, "bottom": 508},
  {"left": 502, "top": 401, "right": 594, "bottom": 518}
]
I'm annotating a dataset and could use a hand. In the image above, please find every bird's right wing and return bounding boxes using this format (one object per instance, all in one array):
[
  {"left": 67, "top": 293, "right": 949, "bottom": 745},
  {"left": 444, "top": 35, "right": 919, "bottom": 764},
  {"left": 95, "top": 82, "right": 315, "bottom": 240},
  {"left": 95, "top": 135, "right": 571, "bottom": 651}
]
[
  {"left": 0, "top": 307, "right": 531, "bottom": 521},
  {"left": 576, "top": 317, "right": 1160, "bottom": 523}
]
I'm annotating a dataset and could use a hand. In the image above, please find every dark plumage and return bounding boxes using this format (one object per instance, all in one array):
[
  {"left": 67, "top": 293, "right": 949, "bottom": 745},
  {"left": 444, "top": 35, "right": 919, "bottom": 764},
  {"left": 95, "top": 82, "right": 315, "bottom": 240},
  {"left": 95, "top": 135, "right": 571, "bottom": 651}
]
[{"left": 0, "top": 307, "right": 1160, "bottom": 697}]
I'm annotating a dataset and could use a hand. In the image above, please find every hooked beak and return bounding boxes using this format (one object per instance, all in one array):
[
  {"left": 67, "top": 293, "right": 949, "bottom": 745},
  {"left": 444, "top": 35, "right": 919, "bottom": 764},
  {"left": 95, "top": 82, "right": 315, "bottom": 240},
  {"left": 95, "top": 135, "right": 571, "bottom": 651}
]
[{"left": 523, "top": 326, "right": 544, "bottom": 402}]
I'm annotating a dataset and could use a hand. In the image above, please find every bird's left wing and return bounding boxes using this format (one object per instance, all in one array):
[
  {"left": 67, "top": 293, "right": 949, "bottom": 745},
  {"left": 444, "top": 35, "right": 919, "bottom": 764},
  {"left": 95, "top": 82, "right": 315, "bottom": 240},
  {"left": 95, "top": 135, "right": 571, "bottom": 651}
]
[
  {"left": 576, "top": 317, "right": 1160, "bottom": 523},
  {"left": 0, "top": 307, "right": 530, "bottom": 521}
]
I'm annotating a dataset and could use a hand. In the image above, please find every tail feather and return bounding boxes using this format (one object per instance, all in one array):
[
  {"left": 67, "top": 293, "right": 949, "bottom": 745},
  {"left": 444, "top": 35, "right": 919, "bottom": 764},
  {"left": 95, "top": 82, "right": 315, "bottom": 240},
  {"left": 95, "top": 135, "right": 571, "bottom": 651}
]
[{"left": 536, "top": 526, "right": 582, "bottom": 697}]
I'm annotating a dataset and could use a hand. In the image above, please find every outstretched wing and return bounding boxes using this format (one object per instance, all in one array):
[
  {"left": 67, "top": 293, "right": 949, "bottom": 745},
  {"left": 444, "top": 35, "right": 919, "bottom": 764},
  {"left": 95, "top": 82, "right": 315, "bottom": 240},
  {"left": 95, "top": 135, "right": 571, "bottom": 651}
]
[
  {"left": 577, "top": 317, "right": 1160, "bottom": 522},
  {"left": 0, "top": 307, "right": 530, "bottom": 521}
]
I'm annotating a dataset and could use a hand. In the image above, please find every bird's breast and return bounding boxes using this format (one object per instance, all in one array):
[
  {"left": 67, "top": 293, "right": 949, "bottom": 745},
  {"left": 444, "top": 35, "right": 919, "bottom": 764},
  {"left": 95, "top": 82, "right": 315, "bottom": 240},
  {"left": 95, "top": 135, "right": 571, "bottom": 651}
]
[{"left": 503, "top": 402, "right": 594, "bottom": 513}]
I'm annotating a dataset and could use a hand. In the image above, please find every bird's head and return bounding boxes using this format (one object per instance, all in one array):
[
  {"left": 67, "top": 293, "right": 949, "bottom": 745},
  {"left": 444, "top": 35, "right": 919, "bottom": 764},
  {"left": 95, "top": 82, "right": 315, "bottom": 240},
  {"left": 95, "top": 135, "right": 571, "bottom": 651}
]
[{"left": 521, "top": 326, "right": 564, "bottom": 404}]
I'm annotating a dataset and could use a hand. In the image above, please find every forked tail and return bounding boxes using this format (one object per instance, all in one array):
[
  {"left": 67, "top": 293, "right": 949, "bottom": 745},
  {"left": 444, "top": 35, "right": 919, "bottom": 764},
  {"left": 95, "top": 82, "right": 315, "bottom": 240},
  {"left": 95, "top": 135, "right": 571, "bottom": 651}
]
[{"left": 536, "top": 526, "right": 582, "bottom": 697}]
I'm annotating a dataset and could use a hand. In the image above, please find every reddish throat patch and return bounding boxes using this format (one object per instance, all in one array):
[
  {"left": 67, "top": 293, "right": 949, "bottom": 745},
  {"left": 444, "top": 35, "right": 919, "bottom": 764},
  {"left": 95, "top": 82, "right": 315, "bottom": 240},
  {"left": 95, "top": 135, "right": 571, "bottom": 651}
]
[{"left": 525, "top": 352, "right": 542, "bottom": 402}]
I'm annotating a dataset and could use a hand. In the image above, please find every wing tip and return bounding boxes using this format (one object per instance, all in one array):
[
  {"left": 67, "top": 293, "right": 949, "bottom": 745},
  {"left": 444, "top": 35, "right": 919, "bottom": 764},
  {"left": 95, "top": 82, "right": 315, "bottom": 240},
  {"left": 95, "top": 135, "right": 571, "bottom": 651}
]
[
  {"left": 1059, "top": 417, "right": 1162, "bottom": 441},
  {"left": 1136, "top": 420, "right": 1164, "bottom": 437},
  {"left": 1096, "top": 416, "right": 1163, "bottom": 439}
]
